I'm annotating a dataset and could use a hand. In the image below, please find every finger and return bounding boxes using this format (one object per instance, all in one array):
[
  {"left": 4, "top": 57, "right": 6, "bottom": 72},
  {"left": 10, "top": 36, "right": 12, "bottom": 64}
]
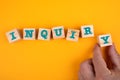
[
  {"left": 80, "top": 59, "right": 95, "bottom": 80},
  {"left": 93, "top": 44, "right": 111, "bottom": 77},
  {"left": 79, "top": 72, "right": 84, "bottom": 80},
  {"left": 107, "top": 44, "right": 120, "bottom": 70}
]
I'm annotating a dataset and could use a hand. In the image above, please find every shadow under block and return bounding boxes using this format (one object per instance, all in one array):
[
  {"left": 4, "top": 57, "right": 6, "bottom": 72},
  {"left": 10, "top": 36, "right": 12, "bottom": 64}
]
[
  {"left": 23, "top": 28, "right": 36, "bottom": 40},
  {"left": 66, "top": 29, "right": 80, "bottom": 41},
  {"left": 38, "top": 28, "right": 51, "bottom": 40},
  {"left": 52, "top": 26, "right": 65, "bottom": 39},
  {"left": 81, "top": 25, "right": 94, "bottom": 38},
  {"left": 6, "top": 29, "right": 21, "bottom": 43},
  {"left": 98, "top": 34, "right": 112, "bottom": 47}
]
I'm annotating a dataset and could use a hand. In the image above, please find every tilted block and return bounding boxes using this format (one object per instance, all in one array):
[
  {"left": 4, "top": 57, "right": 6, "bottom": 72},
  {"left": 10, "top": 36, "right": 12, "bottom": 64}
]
[
  {"left": 98, "top": 34, "right": 112, "bottom": 47},
  {"left": 66, "top": 29, "right": 80, "bottom": 41},
  {"left": 6, "top": 29, "right": 21, "bottom": 43},
  {"left": 81, "top": 25, "right": 94, "bottom": 38},
  {"left": 38, "top": 28, "right": 51, "bottom": 40},
  {"left": 23, "top": 28, "right": 36, "bottom": 40},
  {"left": 52, "top": 26, "right": 65, "bottom": 39}
]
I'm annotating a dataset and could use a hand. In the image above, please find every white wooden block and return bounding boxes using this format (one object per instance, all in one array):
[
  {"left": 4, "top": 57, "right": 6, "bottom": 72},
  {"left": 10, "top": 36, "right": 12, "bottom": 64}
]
[
  {"left": 6, "top": 29, "right": 21, "bottom": 43},
  {"left": 98, "top": 34, "right": 112, "bottom": 47},
  {"left": 81, "top": 25, "right": 94, "bottom": 38},
  {"left": 52, "top": 26, "right": 65, "bottom": 39},
  {"left": 23, "top": 28, "right": 36, "bottom": 40},
  {"left": 38, "top": 28, "right": 51, "bottom": 40},
  {"left": 66, "top": 29, "right": 80, "bottom": 41}
]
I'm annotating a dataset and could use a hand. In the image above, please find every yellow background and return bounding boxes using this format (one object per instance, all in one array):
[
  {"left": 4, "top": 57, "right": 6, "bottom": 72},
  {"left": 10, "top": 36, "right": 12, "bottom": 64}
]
[{"left": 0, "top": 0, "right": 120, "bottom": 80}]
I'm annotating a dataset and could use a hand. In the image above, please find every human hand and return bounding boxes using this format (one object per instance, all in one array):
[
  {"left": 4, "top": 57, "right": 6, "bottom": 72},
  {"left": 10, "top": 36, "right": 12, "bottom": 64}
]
[{"left": 79, "top": 44, "right": 120, "bottom": 80}]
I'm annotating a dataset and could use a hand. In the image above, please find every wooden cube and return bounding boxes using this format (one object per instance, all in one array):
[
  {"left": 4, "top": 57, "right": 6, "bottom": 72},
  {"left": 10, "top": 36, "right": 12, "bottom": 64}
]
[
  {"left": 23, "top": 28, "right": 36, "bottom": 40},
  {"left": 98, "top": 34, "right": 112, "bottom": 47},
  {"left": 66, "top": 29, "right": 80, "bottom": 41},
  {"left": 38, "top": 28, "right": 51, "bottom": 40},
  {"left": 81, "top": 25, "right": 94, "bottom": 38},
  {"left": 52, "top": 26, "right": 65, "bottom": 39},
  {"left": 6, "top": 29, "right": 21, "bottom": 43}
]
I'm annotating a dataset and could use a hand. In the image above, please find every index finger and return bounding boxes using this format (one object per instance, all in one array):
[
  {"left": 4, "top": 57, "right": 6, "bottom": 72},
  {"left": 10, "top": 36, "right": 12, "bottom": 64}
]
[{"left": 92, "top": 44, "right": 111, "bottom": 77}]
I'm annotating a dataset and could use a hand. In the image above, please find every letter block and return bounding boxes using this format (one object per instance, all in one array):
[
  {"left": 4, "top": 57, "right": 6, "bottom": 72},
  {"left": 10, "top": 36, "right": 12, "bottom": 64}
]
[
  {"left": 23, "top": 28, "right": 36, "bottom": 40},
  {"left": 98, "top": 34, "right": 112, "bottom": 47},
  {"left": 66, "top": 29, "right": 80, "bottom": 41},
  {"left": 6, "top": 29, "right": 21, "bottom": 43},
  {"left": 38, "top": 28, "right": 51, "bottom": 40},
  {"left": 81, "top": 25, "right": 94, "bottom": 38},
  {"left": 52, "top": 26, "right": 65, "bottom": 39}
]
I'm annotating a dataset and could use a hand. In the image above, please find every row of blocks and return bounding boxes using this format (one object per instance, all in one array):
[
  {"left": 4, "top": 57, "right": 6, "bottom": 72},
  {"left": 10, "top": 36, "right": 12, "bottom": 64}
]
[{"left": 6, "top": 25, "right": 112, "bottom": 47}]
